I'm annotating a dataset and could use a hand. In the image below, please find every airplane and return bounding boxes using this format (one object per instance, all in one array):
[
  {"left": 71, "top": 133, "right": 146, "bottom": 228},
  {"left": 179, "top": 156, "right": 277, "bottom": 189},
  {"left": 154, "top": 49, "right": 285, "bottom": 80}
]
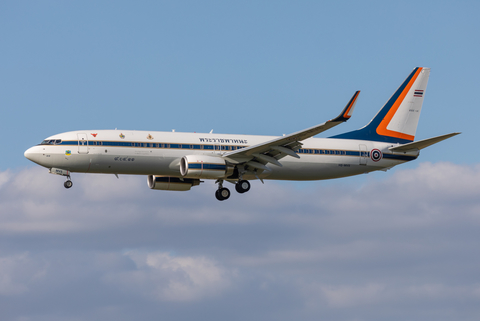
[{"left": 24, "top": 67, "right": 459, "bottom": 201}]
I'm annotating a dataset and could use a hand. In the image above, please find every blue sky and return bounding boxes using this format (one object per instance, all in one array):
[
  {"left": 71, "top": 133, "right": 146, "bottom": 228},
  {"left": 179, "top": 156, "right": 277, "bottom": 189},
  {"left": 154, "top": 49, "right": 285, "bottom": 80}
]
[
  {"left": 2, "top": 1, "right": 479, "bottom": 169},
  {"left": 1, "top": 1, "right": 480, "bottom": 321}
]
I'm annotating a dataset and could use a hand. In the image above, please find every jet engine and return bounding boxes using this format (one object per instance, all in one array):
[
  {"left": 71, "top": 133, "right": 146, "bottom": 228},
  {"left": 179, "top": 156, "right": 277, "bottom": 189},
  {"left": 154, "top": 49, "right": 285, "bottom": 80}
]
[
  {"left": 180, "top": 155, "right": 233, "bottom": 179},
  {"left": 147, "top": 175, "right": 200, "bottom": 191}
]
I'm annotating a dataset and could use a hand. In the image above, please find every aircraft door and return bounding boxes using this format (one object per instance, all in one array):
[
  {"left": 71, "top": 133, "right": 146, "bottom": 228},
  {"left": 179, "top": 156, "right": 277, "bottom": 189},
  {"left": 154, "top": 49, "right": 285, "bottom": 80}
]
[
  {"left": 77, "top": 133, "right": 89, "bottom": 154},
  {"left": 359, "top": 144, "right": 367, "bottom": 165}
]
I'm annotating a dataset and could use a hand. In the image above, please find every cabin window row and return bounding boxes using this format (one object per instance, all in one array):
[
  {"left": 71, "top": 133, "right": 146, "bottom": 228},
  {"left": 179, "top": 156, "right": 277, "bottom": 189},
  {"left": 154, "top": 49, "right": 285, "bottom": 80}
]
[
  {"left": 84, "top": 141, "right": 246, "bottom": 151},
  {"left": 297, "top": 148, "right": 348, "bottom": 155},
  {"left": 44, "top": 140, "right": 363, "bottom": 156}
]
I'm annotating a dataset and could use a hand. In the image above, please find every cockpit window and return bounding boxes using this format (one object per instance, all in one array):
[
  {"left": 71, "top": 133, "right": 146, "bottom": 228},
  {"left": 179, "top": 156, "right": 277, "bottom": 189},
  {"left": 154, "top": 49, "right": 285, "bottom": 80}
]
[{"left": 41, "top": 139, "right": 62, "bottom": 145}]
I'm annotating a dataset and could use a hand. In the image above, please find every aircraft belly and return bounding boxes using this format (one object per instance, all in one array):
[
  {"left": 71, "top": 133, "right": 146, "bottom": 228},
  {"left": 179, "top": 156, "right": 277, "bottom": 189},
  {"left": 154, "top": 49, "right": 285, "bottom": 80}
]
[
  {"left": 267, "top": 163, "right": 351, "bottom": 180},
  {"left": 266, "top": 157, "right": 381, "bottom": 181}
]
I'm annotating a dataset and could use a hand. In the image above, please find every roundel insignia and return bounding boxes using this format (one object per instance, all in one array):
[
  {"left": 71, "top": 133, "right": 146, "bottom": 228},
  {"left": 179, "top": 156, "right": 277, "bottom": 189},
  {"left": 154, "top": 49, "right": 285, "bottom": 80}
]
[{"left": 370, "top": 149, "right": 382, "bottom": 162}]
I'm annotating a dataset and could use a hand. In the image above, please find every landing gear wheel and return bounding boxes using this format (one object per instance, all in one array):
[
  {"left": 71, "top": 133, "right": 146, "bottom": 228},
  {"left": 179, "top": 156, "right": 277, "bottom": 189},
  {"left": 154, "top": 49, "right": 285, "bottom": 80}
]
[
  {"left": 215, "top": 188, "right": 231, "bottom": 201},
  {"left": 235, "top": 180, "right": 250, "bottom": 193},
  {"left": 64, "top": 180, "right": 73, "bottom": 189}
]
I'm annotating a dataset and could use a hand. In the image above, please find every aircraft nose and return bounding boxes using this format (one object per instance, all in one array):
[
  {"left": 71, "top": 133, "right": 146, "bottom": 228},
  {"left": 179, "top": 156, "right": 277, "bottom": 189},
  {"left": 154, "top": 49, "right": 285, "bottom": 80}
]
[
  {"left": 24, "top": 147, "right": 35, "bottom": 161},
  {"left": 24, "top": 146, "right": 44, "bottom": 165}
]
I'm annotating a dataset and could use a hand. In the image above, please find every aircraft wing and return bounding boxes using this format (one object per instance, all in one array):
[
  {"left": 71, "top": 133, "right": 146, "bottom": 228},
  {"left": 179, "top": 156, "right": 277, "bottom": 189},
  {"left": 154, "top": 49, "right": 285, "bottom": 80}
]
[{"left": 222, "top": 91, "right": 360, "bottom": 168}]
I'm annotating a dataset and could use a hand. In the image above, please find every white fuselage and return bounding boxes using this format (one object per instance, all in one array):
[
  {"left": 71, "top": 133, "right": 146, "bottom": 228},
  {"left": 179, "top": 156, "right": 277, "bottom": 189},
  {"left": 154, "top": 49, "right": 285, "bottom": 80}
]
[{"left": 24, "top": 129, "right": 418, "bottom": 181}]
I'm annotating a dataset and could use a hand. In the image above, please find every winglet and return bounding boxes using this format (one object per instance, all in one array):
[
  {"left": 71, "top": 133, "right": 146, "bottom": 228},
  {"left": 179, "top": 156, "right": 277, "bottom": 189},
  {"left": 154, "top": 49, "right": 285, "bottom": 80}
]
[{"left": 331, "top": 91, "right": 360, "bottom": 122}]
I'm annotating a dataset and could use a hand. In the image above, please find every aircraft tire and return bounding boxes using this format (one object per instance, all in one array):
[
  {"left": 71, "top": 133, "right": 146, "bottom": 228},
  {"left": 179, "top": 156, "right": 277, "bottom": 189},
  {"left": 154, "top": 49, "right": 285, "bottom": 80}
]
[
  {"left": 235, "top": 180, "right": 251, "bottom": 193},
  {"left": 216, "top": 188, "right": 230, "bottom": 201},
  {"left": 64, "top": 180, "right": 73, "bottom": 189}
]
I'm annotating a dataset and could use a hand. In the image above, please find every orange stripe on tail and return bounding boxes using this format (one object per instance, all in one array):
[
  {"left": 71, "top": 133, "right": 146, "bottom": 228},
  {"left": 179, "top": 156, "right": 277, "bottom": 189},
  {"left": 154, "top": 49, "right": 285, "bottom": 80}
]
[{"left": 376, "top": 67, "right": 423, "bottom": 141}]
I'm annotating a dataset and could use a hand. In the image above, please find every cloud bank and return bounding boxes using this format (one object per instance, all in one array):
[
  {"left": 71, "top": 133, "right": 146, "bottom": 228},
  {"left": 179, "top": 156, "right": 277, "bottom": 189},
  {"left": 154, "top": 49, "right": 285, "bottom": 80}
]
[{"left": 1, "top": 162, "right": 479, "bottom": 321}]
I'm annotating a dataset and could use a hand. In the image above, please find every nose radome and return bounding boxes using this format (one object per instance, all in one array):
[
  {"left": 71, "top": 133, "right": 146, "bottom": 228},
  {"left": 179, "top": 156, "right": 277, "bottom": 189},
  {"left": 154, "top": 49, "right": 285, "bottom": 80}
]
[
  {"left": 24, "top": 146, "right": 43, "bottom": 165},
  {"left": 24, "top": 147, "right": 35, "bottom": 161}
]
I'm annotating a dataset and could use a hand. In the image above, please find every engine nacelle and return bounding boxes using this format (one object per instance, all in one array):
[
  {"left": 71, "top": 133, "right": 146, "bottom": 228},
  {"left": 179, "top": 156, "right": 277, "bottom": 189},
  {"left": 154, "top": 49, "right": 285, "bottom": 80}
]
[
  {"left": 180, "top": 155, "right": 233, "bottom": 179},
  {"left": 147, "top": 175, "right": 200, "bottom": 191}
]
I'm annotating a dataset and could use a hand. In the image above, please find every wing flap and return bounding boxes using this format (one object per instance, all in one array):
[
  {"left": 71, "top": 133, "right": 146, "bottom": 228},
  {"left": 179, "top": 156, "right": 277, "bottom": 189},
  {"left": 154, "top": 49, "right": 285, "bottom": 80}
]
[
  {"left": 271, "top": 145, "right": 300, "bottom": 158},
  {"left": 252, "top": 153, "right": 283, "bottom": 167}
]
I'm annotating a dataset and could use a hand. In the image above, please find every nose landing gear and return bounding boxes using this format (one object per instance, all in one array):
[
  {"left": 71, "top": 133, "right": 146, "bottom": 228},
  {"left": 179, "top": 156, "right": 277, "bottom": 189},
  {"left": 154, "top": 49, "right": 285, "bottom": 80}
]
[
  {"left": 64, "top": 175, "right": 73, "bottom": 189},
  {"left": 48, "top": 168, "right": 73, "bottom": 189}
]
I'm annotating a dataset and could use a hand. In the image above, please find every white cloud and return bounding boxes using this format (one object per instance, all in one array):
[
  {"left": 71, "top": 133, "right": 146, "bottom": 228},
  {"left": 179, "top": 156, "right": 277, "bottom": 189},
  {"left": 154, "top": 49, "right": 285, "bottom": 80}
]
[
  {"left": 0, "top": 170, "right": 11, "bottom": 188},
  {"left": 104, "top": 251, "right": 235, "bottom": 302},
  {"left": 1, "top": 162, "right": 480, "bottom": 320},
  {"left": 0, "top": 253, "right": 46, "bottom": 296},
  {"left": 319, "top": 283, "right": 387, "bottom": 308},
  {"left": 300, "top": 282, "right": 480, "bottom": 313}
]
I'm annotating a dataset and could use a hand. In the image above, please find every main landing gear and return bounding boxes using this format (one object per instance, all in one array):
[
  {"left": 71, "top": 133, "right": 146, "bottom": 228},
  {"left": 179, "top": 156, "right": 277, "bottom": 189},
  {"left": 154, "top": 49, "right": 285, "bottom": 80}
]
[
  {"left": 215, "top": 187, "right": 231, "bottom": 201},
  {"left": 235, "top": 180, "right": 250, "bottom": 193},
  {"left": 215, "top": 179, "right": 251, "bottom": 201}
]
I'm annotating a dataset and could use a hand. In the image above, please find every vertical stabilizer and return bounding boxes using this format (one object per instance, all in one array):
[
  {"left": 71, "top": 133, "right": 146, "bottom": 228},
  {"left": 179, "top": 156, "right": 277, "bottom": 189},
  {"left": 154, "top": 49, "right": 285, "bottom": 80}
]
[{"left": 331, "top": 67, "right": 430, "bottom": 144}]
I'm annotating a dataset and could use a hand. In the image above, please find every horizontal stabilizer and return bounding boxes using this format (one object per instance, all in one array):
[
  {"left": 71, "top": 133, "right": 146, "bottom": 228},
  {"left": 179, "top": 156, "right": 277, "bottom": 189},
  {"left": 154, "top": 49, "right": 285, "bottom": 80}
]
[{"left": 389, "top": 132, "right": 460, "bottom": 152}]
